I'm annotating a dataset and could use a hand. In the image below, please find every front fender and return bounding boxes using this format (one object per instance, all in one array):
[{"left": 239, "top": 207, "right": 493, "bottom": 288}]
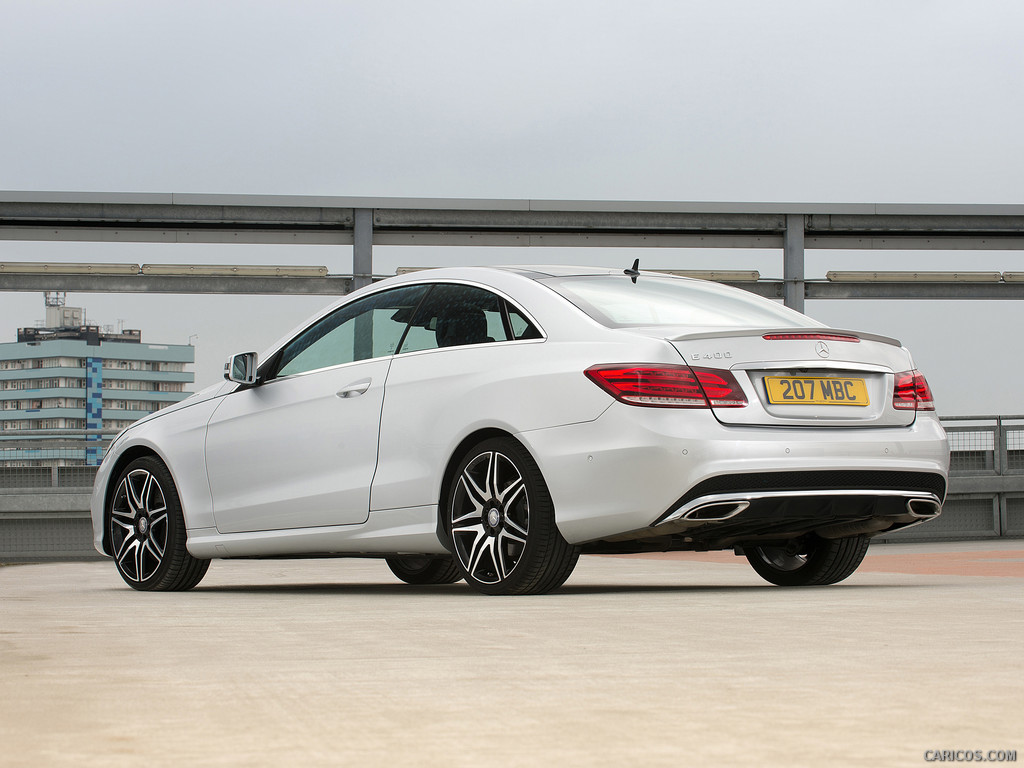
[{"left": 90, "top": 397, "right": 224, "bottom": 555}]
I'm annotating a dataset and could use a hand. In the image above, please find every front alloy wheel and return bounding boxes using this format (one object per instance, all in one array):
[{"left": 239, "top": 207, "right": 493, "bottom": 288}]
[
  {"left": 744, "top": 534, "right": 870, "bottom": 586},
  {"left": 108, "top": 456, "right": 209, "bottom": 591},
  {"left": 385, "top": 555, "right": 463, "bottom": 585},
  {"left": 446, "top": 437, "right": 579, "bottom": 595}
]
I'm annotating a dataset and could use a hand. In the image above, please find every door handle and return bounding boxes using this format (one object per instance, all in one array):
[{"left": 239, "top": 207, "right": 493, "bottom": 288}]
[{"left": 337, "top": 379, "right": 372, "bottom": 398}]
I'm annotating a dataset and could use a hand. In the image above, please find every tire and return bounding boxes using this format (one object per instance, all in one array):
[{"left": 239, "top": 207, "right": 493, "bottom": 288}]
[
  {"left": 744, "top": 534, "right": 870, "bottom": 587},
  {"left": 445, "top": 437, "right": 580, "bottom": 595},
  {"left": 385, "top": 555, "right": 463, "bottom": 585},
  {"left": 108, "top": 456, "right": 210, "bottom": 591}
]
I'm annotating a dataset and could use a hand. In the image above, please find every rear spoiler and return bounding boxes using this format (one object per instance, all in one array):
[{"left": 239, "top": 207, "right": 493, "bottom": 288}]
[{"left": 670, "top": 327, "right": 903, "bottom": 348}]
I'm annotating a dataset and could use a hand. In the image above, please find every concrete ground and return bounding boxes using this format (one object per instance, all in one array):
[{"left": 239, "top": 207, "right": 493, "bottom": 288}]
[{"left": 1, "top": 541, "right": 1021, "bottom": 768}]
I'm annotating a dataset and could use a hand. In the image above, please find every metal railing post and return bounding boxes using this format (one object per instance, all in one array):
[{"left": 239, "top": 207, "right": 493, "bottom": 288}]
[
  {"left": 353, "top": 208, "right": 373, "bottom": 291},
  {"left": 996, "top": 416, "right": 1004, "bottom": 475},
  {"left": 783, "top": 214, "right": 805, "bottom": 312}
]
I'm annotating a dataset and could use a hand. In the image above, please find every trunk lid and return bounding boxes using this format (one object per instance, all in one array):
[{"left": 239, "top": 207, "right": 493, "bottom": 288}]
[{"left": 668, "top": 327, "right": 916, "bottom": 427}]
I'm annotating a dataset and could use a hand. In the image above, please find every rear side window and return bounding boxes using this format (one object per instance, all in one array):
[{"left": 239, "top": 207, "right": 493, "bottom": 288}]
[
  {"left": 543, "top": 275, "right": 819, "bottom": 329},
  {"left": 398, "top": 284, "right": 540, "bottom": 354},
  {"left": 508, "top": 305, "right": 542, "bottom": 340}
]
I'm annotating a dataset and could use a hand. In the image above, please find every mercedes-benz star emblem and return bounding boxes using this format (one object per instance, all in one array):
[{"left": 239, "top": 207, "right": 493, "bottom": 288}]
[{"left": 815, "top": 341, "right": 830, "bottom": 358}]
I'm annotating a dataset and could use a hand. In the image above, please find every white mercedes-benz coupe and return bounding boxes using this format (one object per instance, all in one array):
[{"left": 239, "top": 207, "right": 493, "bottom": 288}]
[{"left": 91, "top": 265, "right": 949, "bottom": 595}]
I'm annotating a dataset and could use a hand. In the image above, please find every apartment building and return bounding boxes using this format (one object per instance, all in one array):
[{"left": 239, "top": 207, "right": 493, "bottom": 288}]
[{"left": 0, "top": 297, "right": 194, "bottom": 466}]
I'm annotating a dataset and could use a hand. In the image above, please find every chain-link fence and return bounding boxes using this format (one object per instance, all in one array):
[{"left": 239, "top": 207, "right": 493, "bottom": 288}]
[
  {"left": 880, "top": 416, "right": 1024, "bottom": 541},
  {"left": 947, "top": 427, "right": 996, "bottom": 473}
]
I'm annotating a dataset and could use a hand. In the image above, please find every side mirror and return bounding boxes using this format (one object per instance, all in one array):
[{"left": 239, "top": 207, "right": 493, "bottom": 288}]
[{"left": 225, "top": 352, "right": 259, "bottom": 385}]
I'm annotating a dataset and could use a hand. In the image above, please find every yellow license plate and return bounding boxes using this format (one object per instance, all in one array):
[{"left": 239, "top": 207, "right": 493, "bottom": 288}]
[{"left": 764, "top": 376, "right": 869, "bottom": 406}]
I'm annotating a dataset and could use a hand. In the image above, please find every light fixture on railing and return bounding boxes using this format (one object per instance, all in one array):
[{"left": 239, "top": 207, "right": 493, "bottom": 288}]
[
  {"left": 0, "top": 262, "right": 140, "bottom": 274},
  {"left": 651, "top": 269, "right": 761, "bottom": 282},
  {"left": 140, "top": 264, "right": 328, "bottom": 277},
  {"left": 826, "top": 271, "right": 1002, "bottom": 282}
]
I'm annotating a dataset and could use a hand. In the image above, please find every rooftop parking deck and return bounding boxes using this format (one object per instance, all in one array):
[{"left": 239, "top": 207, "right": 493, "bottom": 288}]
[{"left": 2, "top": 542, "right": 1021, "bottom": 767}]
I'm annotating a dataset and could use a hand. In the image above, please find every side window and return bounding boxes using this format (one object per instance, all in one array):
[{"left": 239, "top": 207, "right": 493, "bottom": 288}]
[
  {"left": 272, "top": 285, "right": 428, "bottom": 378},
  {"left": 507, "top": 305, "right": 542, "bottom": 340},
  {"left": 396, "top": 284, "right": 502, "bottom": 354},
  {"left": 398, "top": 284, "right": 540, "bottom": 354}
]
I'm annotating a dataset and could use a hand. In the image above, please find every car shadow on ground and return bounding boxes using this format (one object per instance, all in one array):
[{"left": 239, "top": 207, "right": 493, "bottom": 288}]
[{"left": 120, "top": 580, "right": 945, "bottom": 597}]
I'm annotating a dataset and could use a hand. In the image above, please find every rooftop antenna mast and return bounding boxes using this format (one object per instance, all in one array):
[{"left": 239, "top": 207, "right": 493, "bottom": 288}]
[{"left": 623, "top": 258, "right": 641, "bottom": 284}]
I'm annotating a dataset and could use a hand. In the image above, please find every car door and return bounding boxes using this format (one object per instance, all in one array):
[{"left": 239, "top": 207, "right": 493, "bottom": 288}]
[
  {"left": 371, "top": 283, "right": 545, "bottom": 512},
  {"left": 204, "top": 285, "right": 429, "bottom": 533}
]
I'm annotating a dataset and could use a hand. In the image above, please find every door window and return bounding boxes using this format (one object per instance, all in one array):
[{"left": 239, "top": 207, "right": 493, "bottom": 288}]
[
  {"left": 398, "top": 284, "right": 540, "bottom": 354},
  {"left": 272, "top": 285, "right": 429, "bottom": 378}
]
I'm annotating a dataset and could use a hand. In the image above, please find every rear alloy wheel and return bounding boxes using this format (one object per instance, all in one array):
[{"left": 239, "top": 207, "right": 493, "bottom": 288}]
[
  {"left": 446, "top": 437, "right": 579, "bottom": 595},
  {"left": 744, "top": 534, "right": 870, "bottom": 586},
  {"left": 108, "top": 456, "right": 210, "bottom": 591},
  {"left": 385, "top": 555, "right": 463, "bottom": 585}
]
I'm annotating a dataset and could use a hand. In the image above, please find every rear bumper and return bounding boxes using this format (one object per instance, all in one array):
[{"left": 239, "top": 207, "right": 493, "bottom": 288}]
[{"left": 518, "top": 405, "right": 949, "bottom": 546}]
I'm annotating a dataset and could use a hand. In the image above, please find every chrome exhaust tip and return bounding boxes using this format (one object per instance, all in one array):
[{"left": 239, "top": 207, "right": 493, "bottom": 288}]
[
  {"left": 682, "top": 501, "right": 750, "bottom": 522},
  {"left": 906, "top": 498, "right": 942, "bottom": 519}
]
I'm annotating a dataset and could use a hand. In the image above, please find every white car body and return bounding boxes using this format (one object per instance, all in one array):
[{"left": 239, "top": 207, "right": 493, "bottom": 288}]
[{"left": 91, "top": 266, "right": 949, "bottom": 592}]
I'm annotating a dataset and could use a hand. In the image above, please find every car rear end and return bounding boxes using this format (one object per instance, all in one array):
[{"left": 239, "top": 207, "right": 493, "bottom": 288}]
[{"left": 527, "top": 271, "right": 949, "bottom": 552}]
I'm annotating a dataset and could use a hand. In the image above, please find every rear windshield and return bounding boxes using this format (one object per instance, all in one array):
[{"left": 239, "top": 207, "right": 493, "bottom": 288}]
[{"left": 542, "top": 275, "right": 820, "bottom": 329}]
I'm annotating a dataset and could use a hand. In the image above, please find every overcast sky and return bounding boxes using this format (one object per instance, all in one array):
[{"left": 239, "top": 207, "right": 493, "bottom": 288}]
[{"left": 1, "top": 1, "right": 1022, "bottom": 415}]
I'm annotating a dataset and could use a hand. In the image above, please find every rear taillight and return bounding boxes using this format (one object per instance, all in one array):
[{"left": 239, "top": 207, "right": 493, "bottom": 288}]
[
  {"left": 585, "top": 365, "right": 747, "bottom": 408},
  {"left": 893, "top": 369, "right": 936, "bottom": 411}
]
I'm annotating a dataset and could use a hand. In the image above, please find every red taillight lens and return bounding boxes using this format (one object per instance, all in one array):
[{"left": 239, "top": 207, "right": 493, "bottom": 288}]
[
  {"left": 762, "top": 333, "right": 860, "bottom": 343},
  {"left": 893, "top": 369, "right": 935, "bottom": 411},
  {"left": 692, "top": 368, "right": 748, "bottom": 407},
  {"left": 585, "top": 365, "right": 747, "bottom": 408}
]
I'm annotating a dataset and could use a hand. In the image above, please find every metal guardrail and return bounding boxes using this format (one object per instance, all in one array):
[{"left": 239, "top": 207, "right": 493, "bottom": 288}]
[
  {"left": 1, "top": 419, "right": 1022, "bottom": 561},
  {"left": 878, "top": 415, "right": 1024, "bottom": 542},
  {"left": 0, "top": 431, "right": 115, "bottom": 561}
]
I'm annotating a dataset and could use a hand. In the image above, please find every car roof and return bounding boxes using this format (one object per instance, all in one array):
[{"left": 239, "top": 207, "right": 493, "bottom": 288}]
[
  {"left": 394, "top": 265, "right": 686, "bottom": 281},
  {"left": 492, "top": 265, "right": 640, "bottom": 278}
]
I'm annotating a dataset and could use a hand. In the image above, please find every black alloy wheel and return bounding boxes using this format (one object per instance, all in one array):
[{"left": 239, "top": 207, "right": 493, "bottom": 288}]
[{"left": 108, "top": 456, "right": 210, "bottom": 591}]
